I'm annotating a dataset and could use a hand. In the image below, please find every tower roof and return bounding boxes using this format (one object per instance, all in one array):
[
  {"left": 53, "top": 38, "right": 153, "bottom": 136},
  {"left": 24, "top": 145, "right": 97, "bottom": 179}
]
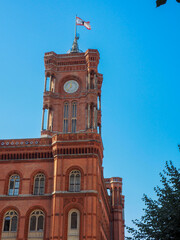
[{"left": 70, "top": 35, "right": 80, "bottom": 53}]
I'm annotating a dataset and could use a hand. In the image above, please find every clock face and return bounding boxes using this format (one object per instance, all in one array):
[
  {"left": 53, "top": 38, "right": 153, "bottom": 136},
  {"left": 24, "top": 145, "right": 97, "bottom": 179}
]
[{"left": 64, "top": 80, "right": 79, "bottom": 93}]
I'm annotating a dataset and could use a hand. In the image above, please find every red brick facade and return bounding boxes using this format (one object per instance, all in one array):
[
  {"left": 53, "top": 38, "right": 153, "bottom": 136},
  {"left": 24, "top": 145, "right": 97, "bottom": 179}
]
[{"left": 0, "top": 49, "right": 124, "bottom": 240}]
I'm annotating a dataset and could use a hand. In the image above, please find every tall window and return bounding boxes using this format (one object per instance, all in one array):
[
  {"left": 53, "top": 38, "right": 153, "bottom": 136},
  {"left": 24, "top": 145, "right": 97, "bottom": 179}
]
[
  {"left": 69, "top": 170, "right": 81, "bottom": 192},
  {"left": 33, "top": 173, "right": 45, "bottom": 195},
  {"left": 71, "top": 102, "right": 77, "bottom": 133},
  {"left": 8, "top": 175, "right": 20, "bottom": 196},
  {"left": 28, "top": 210, "right": 44, "bottom": 240},
  {"left": 2, "top": 210, "right": 18, "bottom": 240},
  {"left": 63, "top": 102, "right": 69, "bottom": 133},
  {"left": 3, "top": 210, "right": 18, "bottom": 232},
  {"left": 68, "top": 209, "right": 80, "bottom": 240},
  {"left": 71, "top": 212, "right": 78, "bottom": 229}
]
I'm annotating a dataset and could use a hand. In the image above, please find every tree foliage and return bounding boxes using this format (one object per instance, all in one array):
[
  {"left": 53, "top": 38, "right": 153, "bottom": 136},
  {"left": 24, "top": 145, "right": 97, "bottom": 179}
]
[
  {"left": 156, "top": 0, "right": 180, "bottom": 7},
  {"left": 126, "top": 161, "right": 180, "bottom": 240}
]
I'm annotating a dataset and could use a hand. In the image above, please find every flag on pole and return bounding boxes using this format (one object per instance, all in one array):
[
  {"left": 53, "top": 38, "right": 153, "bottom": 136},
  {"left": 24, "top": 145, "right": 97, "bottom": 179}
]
[{"left": 76, "top": 17, "right": 91, "bottom": 30}]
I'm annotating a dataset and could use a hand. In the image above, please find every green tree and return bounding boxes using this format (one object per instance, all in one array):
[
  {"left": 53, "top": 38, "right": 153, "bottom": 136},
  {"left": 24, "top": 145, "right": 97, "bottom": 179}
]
[
  {"left": 126, "top": 161, "right": 180, "bottom": 240},
  {"left": 156, "top": 0, "right": 180, "bottom": 7}
]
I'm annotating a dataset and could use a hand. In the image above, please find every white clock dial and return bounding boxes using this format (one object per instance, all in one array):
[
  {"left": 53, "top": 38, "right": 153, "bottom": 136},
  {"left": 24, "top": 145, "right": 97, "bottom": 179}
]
[{"left": 64, "top": 80, "right": 79, "bottom": 93}]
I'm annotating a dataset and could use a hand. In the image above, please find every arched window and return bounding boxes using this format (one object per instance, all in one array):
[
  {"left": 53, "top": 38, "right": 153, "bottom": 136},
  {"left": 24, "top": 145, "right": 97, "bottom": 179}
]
[
  {"left": 69, "top": 170, "right": 81, "bottom": 192},
  {"left": 68, "top": 209, "right": 80, "bottom": 240},
  {"left": 2, "top": 210, "right": 18, "bottom": 240},
  {"left": 71, "top": 102, "right": 77, "bottom": 133},
  {"left": 28, "top": 210, "right": 44, "bottom": 240},
  {"left": 33, "top": 173, "right": 45, "bottom": 195},
  {"left": 8, "top": 175, "right": 20, "bottom": 196},
  {"left": 63, "top": 102, "right": 69, "bottom": 133}
]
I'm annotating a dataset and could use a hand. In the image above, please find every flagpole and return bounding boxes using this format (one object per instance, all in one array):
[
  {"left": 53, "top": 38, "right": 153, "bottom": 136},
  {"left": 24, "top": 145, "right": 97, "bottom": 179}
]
[
  {"left": 70, "top": 15, "right": 79, "bottom": 53},
  {"left": 75, "top": 15, "right": 77, "bottom": 38}
]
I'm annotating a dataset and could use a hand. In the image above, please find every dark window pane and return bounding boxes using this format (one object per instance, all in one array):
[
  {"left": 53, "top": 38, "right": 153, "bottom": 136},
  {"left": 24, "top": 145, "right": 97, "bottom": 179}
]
[
  {"left": 63, "top": 119, "right": 68, "bottom": 133},
  {"left": 70, "top": 174, "right": 74, "bottom": 191},
  {"left": 65, "top": 120, "right": 68, "bottom": 132},
  {"left": 71, "top": 212, "right": 77, "bottom": 229},
  {"left": 9, "top": 180, "right": 14, "bottom": 189},
  {"left": 34, "top": 177, "right": 41, "bottom": 195},
  {"left": 65, "top": 104, "right": 69, "bottom": 118},
  {"left": 3, "top": 217, "right": 10, "bottom": 231},
  {"left": 30, "top": 216, "right": 36, "bottom": 231},
  {"left": 75, "top": 174, "right": 80, "bottom": 192},
  {"left": 72, "top": 119, "right": 76, "bottom": 133},
  {"left": 37, "top": 216, "right": 44, "bottom": 231},
  {"left": 39, "top": 187, "right": 44, "bottom": 195},
  {"left": 69, "top": 185, "right": 74, "bottom": 192},
  {"left": 76, "top": 184, "right": 80, "bottom": 192},
  {"left": 11, "top": 216, "right": 17, "bottom": 231},
  {"left": 75, "top": 105, "right": 77, "bottom": 117},
  {"left": 40, "top": 178, "right": 44, "bottom": 187},
  {"left": 35, "top": 178, "right": 39, "bottom": 188},
  {"left": 34, "top": 187, "right": 38, "bottom": 195},
  {"left": 40, "top": 178, "right": 45, "bottom": 195},
  {"left": 72, "top": 103, "right": 77, "bottom": 118},
  {"left": 64, "top": 103, "right": 68, "bottom": 118},
  {"left": 76, "top": 174, "right": 80, "bottom": 184},
  {"left": 70, "top": 174, "right": 74, "bottom": 184},
  {"left": 63, "top": 103, "right": 69, "bottom": 133}
]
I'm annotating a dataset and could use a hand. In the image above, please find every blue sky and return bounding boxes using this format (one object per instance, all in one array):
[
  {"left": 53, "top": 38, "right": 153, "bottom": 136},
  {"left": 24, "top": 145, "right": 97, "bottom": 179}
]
[{"left": 0, "top": 0, "right": 180, "bottom": 237}]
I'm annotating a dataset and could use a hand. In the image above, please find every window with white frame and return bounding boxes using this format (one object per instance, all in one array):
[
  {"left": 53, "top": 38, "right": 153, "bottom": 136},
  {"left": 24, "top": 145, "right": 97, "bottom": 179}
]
[
  {"left": 71, "top": 102, "right": 77, "bottom": 133},
  {"left": 68, "top": 209, "right": 80, "bottom": 240},
  {"left": 63, "top": 102, "right": 69, "bottom": 133},
  {"left": 2, "top": 210, "right": 18, "bottom": 240},
  {"left": 28, "top": 210, "right": 44, "bottom": 240},
  {"left": 8, "top": 175, "right": 20, "bottom": 196},
  {"left": 33, "top": 173, "right": 45, "bottom": 195},
  {"left": 69, "top": 170, "right": 81, "bottom": 192}
]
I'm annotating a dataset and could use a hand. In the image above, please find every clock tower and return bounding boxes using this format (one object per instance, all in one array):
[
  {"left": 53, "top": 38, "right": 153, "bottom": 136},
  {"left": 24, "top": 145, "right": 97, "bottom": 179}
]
[
  {"left": 41, "top": 47, "right": 102, "bottom": 136},
  {"left": 39, "top": 38, "right": 125, "bottom": 239}
]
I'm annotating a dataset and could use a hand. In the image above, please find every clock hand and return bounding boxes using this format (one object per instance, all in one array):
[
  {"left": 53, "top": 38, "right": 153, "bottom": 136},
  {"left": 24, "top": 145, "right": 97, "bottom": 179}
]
[{"left": 67, "top": 82, "right": 72, "bottom": 91}]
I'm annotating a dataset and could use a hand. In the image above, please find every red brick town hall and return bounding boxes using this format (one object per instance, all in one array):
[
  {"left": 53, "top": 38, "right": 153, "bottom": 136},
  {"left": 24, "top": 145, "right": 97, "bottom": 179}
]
[{"left": 0, "top": 34, "right": 124, "bottom": 240}]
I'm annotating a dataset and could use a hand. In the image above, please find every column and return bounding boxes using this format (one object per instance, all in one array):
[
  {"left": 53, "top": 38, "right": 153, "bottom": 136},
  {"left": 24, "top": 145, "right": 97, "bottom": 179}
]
[
  {"left": 53, "top": 78, "right": 56, "bottom": 92},
  {"left": 88, "top": 73, "right": 90, "bottom": 89},
  {"left": 112, "top": 188, "right": 114, "bottom": 206},
  {"left": 86, "top": 75, "right": 88, "bottom": 90},
  {"left": 99, "top": 95, "right": 101, "bottom": 110},
  {"left": 87, "top": 104, "right": 90, "bottom": 128},
  {"left": 99, "top": 124, "right": 101, "bottom": 135},
  {"left": 44, "top": 76, "right": 47, "bottom": 92},
  {"left": 91, "top": 105, "right": 94, "bottom": 128},
  {"left": 41, "top": 109, "right": 45, "bottom": 130},
  {"left": 94, "top": 106, "right": 97, "bottom": 129},
  {"left": 51, "top": 111, "right": 54, "bottom": 131},
  {"left": 47, "top": 108, "right": 50, "bottom": 130},
  {"left": 94, "top": 74, "right": 97, "bottom": 89},
  {"left": 49, "top": 75, "right": 52, "bottom": 91}
]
